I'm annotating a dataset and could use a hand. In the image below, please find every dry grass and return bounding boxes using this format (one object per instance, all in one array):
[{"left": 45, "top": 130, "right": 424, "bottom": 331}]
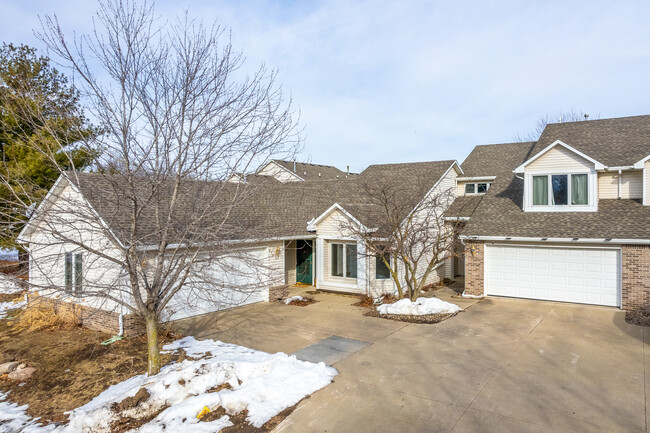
[{"left": 16, "top": 303, "right": 81, "bottom": 332}]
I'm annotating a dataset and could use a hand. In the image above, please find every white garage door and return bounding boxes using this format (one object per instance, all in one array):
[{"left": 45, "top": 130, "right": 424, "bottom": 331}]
[
  {"left": 485, "top": 245, "right": 620, "bottom": 307},
  {"left": 164, "top": 248, "right": 271, "bottom": 321}
]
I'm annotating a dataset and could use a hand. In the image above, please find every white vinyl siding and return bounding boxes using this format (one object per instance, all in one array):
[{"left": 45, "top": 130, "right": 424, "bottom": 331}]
[
  {"left": 598, "top": 171, "right": 643, "bottom": 199},
  {"left": 644, "top": 161, "right": 650, "bottom": 205},
  {"left": 257, "top": 161, "right": 303, "bottom": 182},
  {"left": 526, "top": 146, "right": 593, "bottom": 172},
  {"left": 485, "top": 244, "right": 620, "bottom": 307}
]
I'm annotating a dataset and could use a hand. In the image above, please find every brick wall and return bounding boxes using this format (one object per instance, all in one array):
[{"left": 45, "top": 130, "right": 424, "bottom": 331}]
[
  {"left": 464, "top": 241, "right": 484, "bottom": 296},
  {"left": 32, "top": 296, "right": 144, "bottom": 336},
  {"left": 622, "top": 245, "right": 650, "bottom": 310}
]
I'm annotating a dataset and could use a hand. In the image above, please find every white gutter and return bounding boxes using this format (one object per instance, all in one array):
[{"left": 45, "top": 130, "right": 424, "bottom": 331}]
[
  {"left": 459, "top": 235, "right": 650, "bottom": 245},
  {"left": 444, "top": 217, "right": 470, "bottom": 222},
  {"left": 456, "top": 176, "right": 497, "bottom": 182}
]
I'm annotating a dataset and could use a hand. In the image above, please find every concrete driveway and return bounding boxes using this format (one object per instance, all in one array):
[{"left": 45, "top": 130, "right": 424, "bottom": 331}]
[{"left": 174, "top": 291, "right": 648, "bottom": 433}]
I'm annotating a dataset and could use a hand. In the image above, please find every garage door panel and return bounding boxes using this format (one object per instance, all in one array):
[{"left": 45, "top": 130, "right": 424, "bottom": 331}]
[{"left": 486, "top": 245, "right": 620, "bottom": 307}]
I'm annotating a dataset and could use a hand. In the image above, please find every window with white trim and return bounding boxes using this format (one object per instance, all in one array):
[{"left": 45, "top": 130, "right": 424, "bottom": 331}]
[
  {"left": 532, "top": 174, "right": 588, "bottom": 207},
  {"left": 331, "top": 243, "right": 357, "bottom": 279},
  {"left": 64, "top": 252, "right": 83, "bottom": 296},
  {"left": 464, "top": 182, "right": 490, "bottom": 195}
]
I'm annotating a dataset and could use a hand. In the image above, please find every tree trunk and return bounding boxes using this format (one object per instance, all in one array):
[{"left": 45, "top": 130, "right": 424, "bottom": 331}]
[{"left": 145, "top": 315, "right": 161, "bottom": 376}]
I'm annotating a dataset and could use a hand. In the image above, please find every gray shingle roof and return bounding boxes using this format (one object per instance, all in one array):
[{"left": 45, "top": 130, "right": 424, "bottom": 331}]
[
  {"left": 532, "top": 115, "right": 650, "bottom": 167},
  {"left": 459, "top": 135, "right": 650, "bottom": 240},
  {"left": 270, "top": 160, "right": 352, "bottom": 180},
  {"left": 70, "top": 160, "right": 458, "bottom": 245}
]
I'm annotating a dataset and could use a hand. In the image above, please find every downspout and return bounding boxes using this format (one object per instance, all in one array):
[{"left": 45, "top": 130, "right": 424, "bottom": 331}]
[
  {"left": 118, "top": 313, "right": 124, "bottom": 337},
  {"left": 618, "top": 170, "right": 622, "bottom": 199}
]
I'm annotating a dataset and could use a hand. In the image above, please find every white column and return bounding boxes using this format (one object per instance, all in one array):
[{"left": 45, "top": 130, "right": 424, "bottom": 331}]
[
  {"left": 315, "top": 237, "right": 324, "bottom": 288},
  {"left": 357, "top": 240, "right": 367, "bottom": 295}
]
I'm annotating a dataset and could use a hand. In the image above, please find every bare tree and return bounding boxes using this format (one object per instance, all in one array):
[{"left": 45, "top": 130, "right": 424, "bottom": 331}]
[
  {"left": 515, "top": 110, "right": 600, "bottom": 142},
  {"left": 0, "top": 0, "right": 299, "bottom": 375},
  {"left": 342, "top": 178, "right": 461, "bottom": 302}
]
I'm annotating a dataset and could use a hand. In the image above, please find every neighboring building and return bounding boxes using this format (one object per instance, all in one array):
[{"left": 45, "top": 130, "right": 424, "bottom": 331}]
[{"left": 456, "top": 115, "right": 650, "bottom": 310}]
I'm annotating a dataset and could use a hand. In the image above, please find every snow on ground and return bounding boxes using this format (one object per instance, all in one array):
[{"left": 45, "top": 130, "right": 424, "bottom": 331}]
[
  {"left": 56, "top": 336, "right": 337, "bottom": 432},
  {"left": 0, "top": 300, "right": 26, "bottom": 319},
  {"left": 377, "top": 296, "right": 462, "bottom": 316},
  {"left": 284, "top": 296, "right": 305, "bottom": 304},
  {"left": 0, "top": 392, "right": 56, "bottom": 433},
  {"left": 0, "top": 273, "right": 25, "bottom": 295}
]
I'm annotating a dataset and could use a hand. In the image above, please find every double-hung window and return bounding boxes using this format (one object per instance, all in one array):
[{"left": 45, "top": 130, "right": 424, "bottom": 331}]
[
  {"left": 532, "top": 174, "right": 589, "bottom": 207},
  {"left": 64, "top": 252, "right": 83, "bottom": 296},
  {"left": 331, "top": 243, "right": 357, "bottom": 279}
]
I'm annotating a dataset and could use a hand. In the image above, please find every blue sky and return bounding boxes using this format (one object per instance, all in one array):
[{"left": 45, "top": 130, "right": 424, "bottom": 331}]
[{"left": 2, "top": 0, "right": 650, "bottom": 171}]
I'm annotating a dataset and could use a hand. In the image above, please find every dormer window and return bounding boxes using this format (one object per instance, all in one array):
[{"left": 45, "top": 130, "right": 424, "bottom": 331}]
[
  {"left": 532, "top": 174, "right": 588, "bottom": 206},
  {"left": 465, "top": 182, "right": 490, "bottom": 195}
]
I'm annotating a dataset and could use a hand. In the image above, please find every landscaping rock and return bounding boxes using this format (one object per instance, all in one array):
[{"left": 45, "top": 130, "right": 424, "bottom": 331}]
[
  {"left": 17, "top": 363, "right": 26, "bottom": 369},
  {"left": 8, "top": 366, "right": 36, "bottom": 381},
  {"left": 0, "top": 361, "right": 19, "bottom": 374}
]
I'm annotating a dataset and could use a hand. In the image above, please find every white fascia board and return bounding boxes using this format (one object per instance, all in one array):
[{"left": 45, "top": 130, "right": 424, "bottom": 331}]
[
  {"left": 307, "top": 203, "right": 371, "bottom": 233},
  {"left": 17, "top": 174, "right": 67, "bottom": 243},
  {"left": 456, "top": 176, "right": 496, "bottom": 182},
  {"left": 513, "top": 140, "right": 605, "bottom": 173},
  {"left": 444, "top": 217, "right": 470, "bottom": 221},
  {"left": 136, "top": 234, "right": 318, "bottom": 252},
  {"left": 634, "top": 154, "right": 650, "bottom": 169},
  {"left": 459, "top": 235, "right": 650, "bottom": 245}
]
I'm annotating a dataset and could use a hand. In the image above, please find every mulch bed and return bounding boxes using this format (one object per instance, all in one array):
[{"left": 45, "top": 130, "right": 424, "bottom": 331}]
[
  {"left": 353, "top": 294, "right": 398, "bottom": 308},
  {"left": 625, "top": 309, "right": 650, "bottom": 327},
  {"left": 363, "top": 309, "right": 457, "bottom": 324}
]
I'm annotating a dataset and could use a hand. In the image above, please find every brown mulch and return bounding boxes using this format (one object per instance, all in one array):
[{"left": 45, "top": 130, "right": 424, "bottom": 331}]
[
  {"left": 0, "top": 311, "right": 182, "bottom": 425},
  {"left": 354, "top": 294, "right": 398, "bottom": 308},
  {"left": 625, "top": 309, "right": 650, "bottom": 327},
  {"left": 200, "top": 403, "right": 300, "bottom": 432},
  {"left": 363, "top": 309, "right": 457, "bottom": 324}
]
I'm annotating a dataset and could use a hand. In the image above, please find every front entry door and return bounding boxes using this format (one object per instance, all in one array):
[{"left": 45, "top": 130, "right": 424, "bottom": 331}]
[{"left": 296, "top": 240, "right": 313, "bottom": 284}]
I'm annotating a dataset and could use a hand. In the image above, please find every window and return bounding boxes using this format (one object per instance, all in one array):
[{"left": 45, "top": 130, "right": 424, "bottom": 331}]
[
  {"left": 330, "top": 243, "right": 357, "bottom": 279},
  {"left": 376, "top": 254, "right": 390, "bottom": 279},
  {"left": 346, "top": 244, "right": 357, "bottom": 278},
  {"left": 464, "top": 182, "right": 490, "bottom": 195},
  {"left": 64, "top": 252, "right": 83, "bottom": 295},
  {"left": 331, "top": 244, "right": 344, "bottom": 277},
  {"left": 532, "top": 176, "right": 548, "bottom": 205},
  {"left": 532, "top": 174, "right": 589, "bottom": 207},
  {"left": 74, "top": 253, "right": 83, "bottom": 295},
  {"left": 64, "top": 253, "right": 73, "bottom": 291}
]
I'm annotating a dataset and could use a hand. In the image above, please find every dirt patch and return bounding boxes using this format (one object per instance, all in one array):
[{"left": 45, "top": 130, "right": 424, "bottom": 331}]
[
  {"left": 0, "top": 310, "right": 182, "bottom": 425},
  {"left": 112, "top": 387, "right": 150, "bottom": 412},
  {"left": 364, "top": 309, "right": 457, "bottom": 324},
  {"left": 626, "top": 309, "right": 650, "bottom": 327},
  {"left": 0, "top": 292, "right": 24, "bottom": 303},
  {"left": 200, "top": 402, "right": 300, "bottom": 432}
]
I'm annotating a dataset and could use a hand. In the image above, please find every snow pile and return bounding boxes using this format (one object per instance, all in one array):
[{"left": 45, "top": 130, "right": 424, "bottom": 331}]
[
  {"left": 0, "top": 392, "right": 55, "bottom": 433},
  {"left": 62, "top": 336, "right": 337, "bottom": 432},
  {"left": 0, "top": 300, "right": 26, "bottom": 319},
  {"left": 377, "top": 297, "right": 462, "bottom": 316},
  {"left": 284, "top": 296, "right": 305, "bottom": 304},
  {"left": 0, "top": 273, "right": 24, "bottom": 295}
]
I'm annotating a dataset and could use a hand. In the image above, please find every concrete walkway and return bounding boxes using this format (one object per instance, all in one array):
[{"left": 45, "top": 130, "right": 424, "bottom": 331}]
[{"left": 173, "top": 290, "right": 648, "bottom": 433}]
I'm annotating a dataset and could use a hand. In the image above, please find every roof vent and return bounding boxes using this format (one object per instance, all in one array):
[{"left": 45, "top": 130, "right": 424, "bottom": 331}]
[
  {"left": 318, "top": 173, "right": 321, "bottom": 177},
  {"left": 584, "top": 114, "right": 589, "bottom": 120}
]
